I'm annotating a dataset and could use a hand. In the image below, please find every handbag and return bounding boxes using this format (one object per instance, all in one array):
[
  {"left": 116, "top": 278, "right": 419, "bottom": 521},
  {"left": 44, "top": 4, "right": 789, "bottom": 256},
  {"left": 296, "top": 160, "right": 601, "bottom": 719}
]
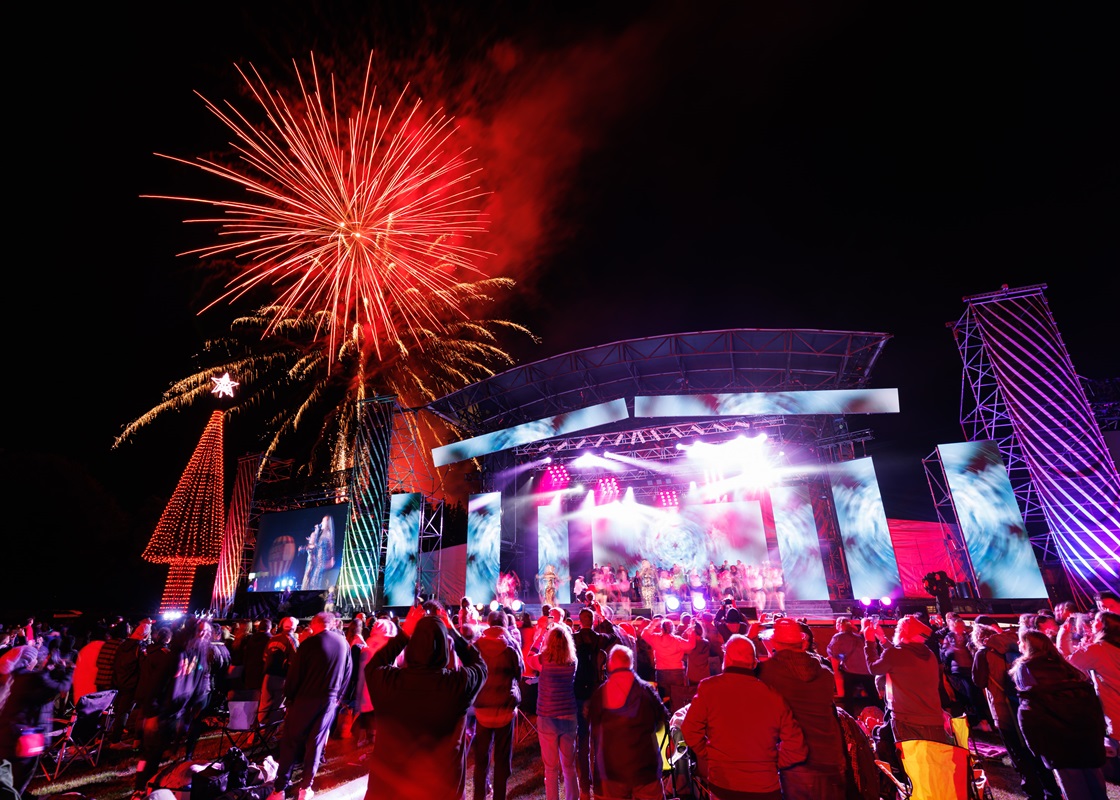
[{"left": 16, "top": 725, "right": 46, "bottom": 758}]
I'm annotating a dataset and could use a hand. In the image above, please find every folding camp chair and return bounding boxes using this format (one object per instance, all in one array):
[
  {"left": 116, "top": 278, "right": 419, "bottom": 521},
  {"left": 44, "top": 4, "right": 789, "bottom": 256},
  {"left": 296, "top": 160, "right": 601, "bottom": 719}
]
[
  {"left": 514, "top": 707, "right": 538, "bottom": 744},
  {"left": 515, "top": 677, "right": 539, "bottom": 744},
  {"left": 950, "top": 716, "right": 993, "bottom": 800},
  {"left": 39, "top": 689, "right": 117, "bottom": 781},
  {"left": 218, "top": 689, "right": 280, "bottom": 757},
  {"left": 891, "top": 738, "right": 972, "bottom": 800}
]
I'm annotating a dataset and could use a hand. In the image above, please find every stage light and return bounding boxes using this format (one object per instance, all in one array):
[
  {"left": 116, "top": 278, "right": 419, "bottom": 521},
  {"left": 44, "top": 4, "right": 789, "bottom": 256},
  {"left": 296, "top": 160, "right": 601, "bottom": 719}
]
[
  {"left": 596, "top": 476, "right": 621, "bottom": 504},
  {"left": 880, "top": 596, "right": 893, "bottom": 607},
  {"left": 511, "top": 599, "right": 523, "bottom": 612},
  {"left": 489, "top": 600, "right": 500, "bottom": 612},
  {"left": 571, "top": 452, "right": 599, "bottom": 469},
  {"left": 540, "top": 464, "right": 570, "bottom": 493},
  {"left": 860, "top": 597, "right": 872, "bottom": 607},
  {"left": 691, "top": 592, "right": 707, "bottom": 611},
  {"left": 664, "top": 595, "right": 681, "bottom": 612}
]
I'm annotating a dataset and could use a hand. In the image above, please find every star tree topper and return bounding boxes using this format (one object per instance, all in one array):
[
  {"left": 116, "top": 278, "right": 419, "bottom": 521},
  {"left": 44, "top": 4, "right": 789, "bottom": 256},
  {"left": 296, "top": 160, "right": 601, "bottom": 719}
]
[{"left": 210, "top": 372, "right": 238, "bottom": 398}]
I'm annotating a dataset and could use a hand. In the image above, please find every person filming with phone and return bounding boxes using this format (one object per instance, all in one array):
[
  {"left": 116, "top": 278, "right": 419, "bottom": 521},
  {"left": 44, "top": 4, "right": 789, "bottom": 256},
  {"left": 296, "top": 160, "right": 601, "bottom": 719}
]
[{"left": 362, "top": 597, "right": 487, "bottom": 800}]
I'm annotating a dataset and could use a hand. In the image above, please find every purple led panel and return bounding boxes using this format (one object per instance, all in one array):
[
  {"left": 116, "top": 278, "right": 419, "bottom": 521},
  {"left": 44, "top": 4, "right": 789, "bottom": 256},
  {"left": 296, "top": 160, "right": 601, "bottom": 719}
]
[{"left": 970, "top": 291, "right": 1120, "bottom": 592}]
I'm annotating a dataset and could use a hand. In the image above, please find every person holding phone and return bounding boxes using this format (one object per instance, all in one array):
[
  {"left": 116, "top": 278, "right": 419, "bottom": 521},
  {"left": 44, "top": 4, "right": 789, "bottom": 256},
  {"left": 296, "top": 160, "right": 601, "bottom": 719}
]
[{"left": 362, "top": 599, "right": 487, "bottom": 800}]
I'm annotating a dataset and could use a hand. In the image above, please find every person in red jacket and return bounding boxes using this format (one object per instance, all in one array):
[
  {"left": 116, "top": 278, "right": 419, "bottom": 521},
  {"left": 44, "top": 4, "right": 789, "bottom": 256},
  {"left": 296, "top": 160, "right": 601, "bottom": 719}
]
[{"left": 682, "top": 634, "right": 807, "bottom": 800}]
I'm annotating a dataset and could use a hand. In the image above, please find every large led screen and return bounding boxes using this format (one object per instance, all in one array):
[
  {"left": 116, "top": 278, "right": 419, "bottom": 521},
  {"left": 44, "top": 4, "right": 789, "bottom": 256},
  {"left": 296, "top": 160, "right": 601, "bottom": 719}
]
[
  {"left": 465, "top": 492, "right": 502, "bottom": 604},
  {"left": 537, "top": 499, "right": 572, "bottom": 605},
  {"left": 591, "top": 499, "right": 769, "bottom": 579},
  {"left": 634, "top": 388, "right": 900, "bottom": 418},
  {"left": 383, "top": 493, "right": 424, "bottom": 606},
  {"left": 828, "top": 457, "right": 902, "bottom": 600},
  {"left": 432, "top": 399, "right": 629, "bottom": 466},
  {"left": 248, "top": 503, "right": 347, "bottom": 592},
  {"left": 937, "top": 440, "right": 1048, "bottom": 599},
  {"left": 770, "top": 486, "right": 829, "bottom": 600}
]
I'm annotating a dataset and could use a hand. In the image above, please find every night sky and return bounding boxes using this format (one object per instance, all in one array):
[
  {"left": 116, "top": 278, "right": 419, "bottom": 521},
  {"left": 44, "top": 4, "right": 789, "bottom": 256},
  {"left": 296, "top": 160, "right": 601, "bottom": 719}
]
[{"left": 9, "top": 3, "right": 1116, "bottom": 617}]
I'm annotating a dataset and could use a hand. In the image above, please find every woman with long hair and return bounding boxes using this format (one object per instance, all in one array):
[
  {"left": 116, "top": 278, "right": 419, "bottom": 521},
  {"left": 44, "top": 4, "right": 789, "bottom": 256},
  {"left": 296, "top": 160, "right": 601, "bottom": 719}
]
[
  {"left": 525, "top": 623, "right": 580, "bottom": 800},
  {"left": 1011, "top": 629, "right": 1108, "bottom": 800},
  {"left": 1068, "top": 610, "right": 1120, "bottom": 783}
]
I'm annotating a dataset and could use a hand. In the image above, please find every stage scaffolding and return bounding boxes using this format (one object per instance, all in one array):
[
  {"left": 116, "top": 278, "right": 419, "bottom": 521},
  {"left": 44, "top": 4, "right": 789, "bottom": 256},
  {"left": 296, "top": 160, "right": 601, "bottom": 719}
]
[
  {"left": 950, "top": 284, "right": 1120, "bottom": 602},
  {"left": 337, "top": 396, "right": 444, "bottom": 613},
  {"left": 210, "top": 394, "right": 443, "bottom": 616},
  {"left": 423, "top": 329, "right": 895, "bottom": 607}
]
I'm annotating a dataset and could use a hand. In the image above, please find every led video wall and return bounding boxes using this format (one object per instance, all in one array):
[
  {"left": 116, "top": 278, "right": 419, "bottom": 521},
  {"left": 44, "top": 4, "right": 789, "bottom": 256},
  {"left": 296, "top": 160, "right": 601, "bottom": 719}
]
[
  {"left": 770, "top": 485, "right": 830, "bottom": 601},
  {"left": 383, "top": 493, "right": 424, "bottom": 606},
  {"left": 537, "top": 499, "right": 573, "bottom": 605},
  {"left": 432, "top": 399, "right": 629, "bottom": 466},
  {"left": 828, "top": 457, "right": 902, "bottom": 600},
  {"left": 938, "top": 440, "right": 1048, "bottom": 599},
  {"left": 465, "top": 492, "right": 502, "bottom": 604},
  {"left": 591, "top": 500, "right": 769, "bottom": 580},
  {"left": 634, "top": 388, "right": 900, "bottom": 418},
  {"left": 248, "top": 503, "right": 348, "bottom": 592}
]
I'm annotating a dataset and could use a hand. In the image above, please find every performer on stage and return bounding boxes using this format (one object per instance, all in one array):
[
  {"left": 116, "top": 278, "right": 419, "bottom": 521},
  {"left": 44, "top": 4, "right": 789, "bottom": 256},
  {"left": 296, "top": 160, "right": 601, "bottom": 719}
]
[
  {"left": 616, "top": 567, "right": 632, "bottom": 615},
  {"left": 299, "top": 516, "right": 336, "bottom": 591},
  {"left": 763, "top": 561, "right": 785, "bottom": 613},
  {"left": 537, "top": 564, "right": 560, "bottom": 606},
  {"left": 746, "top": 562, "right": 766, "bottom": 612},
  {"left": 639, "top": 560, "right": 656, "bottom": 611},
  {"left": 573, "top": 575, "right": 589, "bottom": 599},
  {"left": 687, "top": 568, "right": 707, "bottom": 606},
  {"left": 496, "top": 571, "right": 521, "bottom": 608}
]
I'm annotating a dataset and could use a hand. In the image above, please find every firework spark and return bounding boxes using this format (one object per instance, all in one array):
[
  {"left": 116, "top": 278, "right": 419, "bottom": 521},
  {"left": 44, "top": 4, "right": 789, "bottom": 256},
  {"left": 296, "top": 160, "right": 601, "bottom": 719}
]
[{"left": 147, "top": 54, "right": 492, "bottom": 360}]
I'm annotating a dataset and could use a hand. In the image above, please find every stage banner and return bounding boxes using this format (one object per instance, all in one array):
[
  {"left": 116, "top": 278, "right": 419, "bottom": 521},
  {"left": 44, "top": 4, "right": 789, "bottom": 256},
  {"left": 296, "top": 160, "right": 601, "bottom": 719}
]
[
  {"left": 419, "top": 544, "right": 466, "bottom": 605},
  {"left": 828, "top": 457, "right": 903, "bottom": 600},
  {"left": 383, "top": 492, "right": 423, "bottom": 607},
  {"left": 770, "top": 486, "right": 829, "bottom": 600},
  {"left": 537, "top": 498, "right": 572, "bottom": 605},
  {"left": 887, "top": 519, "right": 965, "bottom": 598},
  {"left": 466, "top": 492, "right": 502, "bottom": 605},
  {"left": 937, "top": 440, "right": 1048, "bottom": 599}
]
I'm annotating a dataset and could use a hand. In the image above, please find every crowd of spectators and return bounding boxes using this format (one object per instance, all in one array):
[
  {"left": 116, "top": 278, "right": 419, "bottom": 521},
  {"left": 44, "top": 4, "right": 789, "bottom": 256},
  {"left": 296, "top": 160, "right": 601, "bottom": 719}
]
[{"left": 0, "top": 588, "right": 1116, "bottom": 800}]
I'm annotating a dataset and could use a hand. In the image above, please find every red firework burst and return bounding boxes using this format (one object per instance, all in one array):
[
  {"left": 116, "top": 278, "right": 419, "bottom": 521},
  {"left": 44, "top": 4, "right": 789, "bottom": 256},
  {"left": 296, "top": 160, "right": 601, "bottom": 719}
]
[{"left": 147, "top": 54, "right": 492, "bottom": 360}]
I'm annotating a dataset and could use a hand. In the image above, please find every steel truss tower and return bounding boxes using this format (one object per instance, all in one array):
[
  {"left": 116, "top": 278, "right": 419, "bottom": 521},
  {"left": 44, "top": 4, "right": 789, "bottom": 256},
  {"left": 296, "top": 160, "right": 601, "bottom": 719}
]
[
  {"left": 211, "top": 453, "right": 266, "bottom": 615},
  {"left": 950, "top": 285, "right": 1120, "bottom": 601},
  {"left": 338, "top": 397, "right": 443, "bottom": 613}
]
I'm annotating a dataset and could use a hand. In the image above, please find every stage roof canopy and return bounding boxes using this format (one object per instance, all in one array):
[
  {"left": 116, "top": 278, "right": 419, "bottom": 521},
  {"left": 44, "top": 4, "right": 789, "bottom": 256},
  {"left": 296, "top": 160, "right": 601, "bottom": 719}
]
[{"left": 425, "top": 328, "right": 893, "bottom": 436}]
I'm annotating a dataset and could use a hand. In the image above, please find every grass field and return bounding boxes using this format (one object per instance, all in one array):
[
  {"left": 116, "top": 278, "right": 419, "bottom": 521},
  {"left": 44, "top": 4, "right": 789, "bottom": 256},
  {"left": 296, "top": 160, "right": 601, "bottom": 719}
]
[{"left": 25, "top": 712, "right": 1120, "bottom": 800}]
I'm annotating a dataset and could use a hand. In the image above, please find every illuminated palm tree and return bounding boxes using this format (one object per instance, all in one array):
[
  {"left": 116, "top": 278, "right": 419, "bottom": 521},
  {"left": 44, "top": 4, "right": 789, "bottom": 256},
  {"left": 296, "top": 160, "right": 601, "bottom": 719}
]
[{"left": 114, "top": 276, "right": 534, "bottom": 480}]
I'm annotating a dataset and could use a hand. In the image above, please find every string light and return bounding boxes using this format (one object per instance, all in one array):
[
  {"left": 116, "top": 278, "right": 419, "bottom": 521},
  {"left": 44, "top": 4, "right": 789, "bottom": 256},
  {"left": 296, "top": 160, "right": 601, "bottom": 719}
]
[{"left": 144, "top": 410, "right": 226, "bottom": 614}]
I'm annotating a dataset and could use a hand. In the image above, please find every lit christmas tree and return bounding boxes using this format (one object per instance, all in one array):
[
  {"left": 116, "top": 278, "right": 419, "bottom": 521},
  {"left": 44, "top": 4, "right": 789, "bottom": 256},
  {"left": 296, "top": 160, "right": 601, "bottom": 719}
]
[{"left": 144, "top": 374, "right": 236, "bottom": 614}]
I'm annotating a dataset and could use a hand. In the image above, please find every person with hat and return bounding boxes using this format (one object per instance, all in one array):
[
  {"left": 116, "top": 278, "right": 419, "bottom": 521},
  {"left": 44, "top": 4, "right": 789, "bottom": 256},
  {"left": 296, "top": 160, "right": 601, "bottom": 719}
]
[
  {"left": 682, "top": 634, "right": 806, "bottom": 799},
  {"left": 758, "top": 617, "right": 846, "bottom": 800},
  {"left": 864, "top": 614, "right": 949, "bottom": 746}
]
